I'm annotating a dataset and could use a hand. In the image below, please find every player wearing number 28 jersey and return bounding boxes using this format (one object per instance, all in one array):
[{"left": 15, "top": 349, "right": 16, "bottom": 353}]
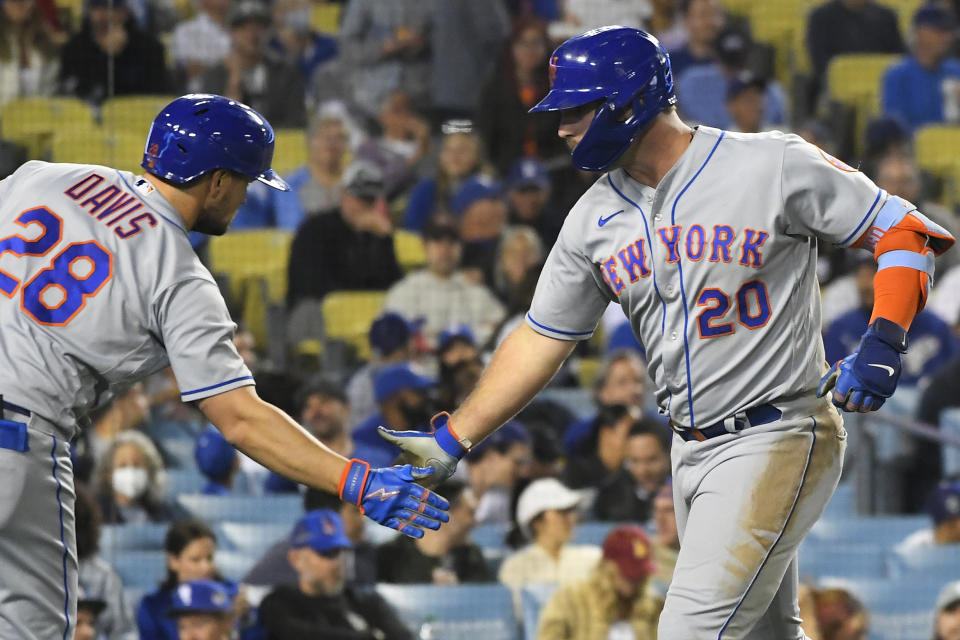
[
  {"left": 379, "top": 27, "right": 954, "bottom": 639},
  {"left": 0, "top": 95, "right": 449, "bottom": 640}
]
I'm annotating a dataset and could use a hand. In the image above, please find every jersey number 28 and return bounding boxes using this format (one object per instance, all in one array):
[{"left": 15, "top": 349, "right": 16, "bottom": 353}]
[{"left": 0, "top": 207, "right": 112, "bottom": 326}]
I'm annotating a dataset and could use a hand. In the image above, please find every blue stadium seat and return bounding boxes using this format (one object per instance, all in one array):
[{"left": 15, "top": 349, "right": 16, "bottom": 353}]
[
  {"left": 535, "top": 388, "right": 595, "bottom": 419},
  {"left": 177, "top": 494, "right": 303, "bottom": 523},
  {"left": 807, "top": 515, "right": 927, "bottom": 546},
  {"left": 797, "top": 542, "right": 887, "bottom": 579},
  {"left": 144, "top": 419, "right": 201, "bottom": 442},
  {"left": 941, "top": 408, "right": 960, "bottom": 477},
  {"left": 888, "top": 544, "right": 960, "bottom": 581},
  {"left": 160, "top": 439, "right": 197, "bottom": 469},
  {"left": 215, "top": 550, "right": 258, "bottom": 582},
  {"left": 521, "top": 584, "right": 558, "bottom": 640},
  {"left": 217, "top": 522, "right": 289, "bottom": 554},
  {"left": 816, "top": 576, "right": 941, "bottom": 616},
  {"left": 821, "top": 482, "right": 856, "bottom": 518},
  {"left": 166, "top": 469, "right": 206, "bottom": 496},
  {"left": 109, "top": 551, "right": 168, "bottom": 589},
  {"left": 572, "top": 521, "right": 616, "bottom": 546},
  {"left": 377, "top": 584, "right": 520, "bottom": 640},
  {"left": 100, "top": 523, "right": 169, "bottom": 553},
  {"left": 471, "top": 523, "right": 509, "bottom": 549},
  {"left": 124, "top": 586, "right": 148, "bottom": 618}
]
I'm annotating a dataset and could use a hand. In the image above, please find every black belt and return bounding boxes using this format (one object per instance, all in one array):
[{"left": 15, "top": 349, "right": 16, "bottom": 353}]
[
  {"left": 0, "top": 396, "right": 31, "bottom": 418},
  {"left": 672, "top": 404, "right": 781, "bottom": 442}
]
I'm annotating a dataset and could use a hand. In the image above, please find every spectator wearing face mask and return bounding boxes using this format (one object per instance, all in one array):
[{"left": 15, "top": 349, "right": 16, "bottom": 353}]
[{"left": 94, "top": 431, "right": 171, "bottom": 525}]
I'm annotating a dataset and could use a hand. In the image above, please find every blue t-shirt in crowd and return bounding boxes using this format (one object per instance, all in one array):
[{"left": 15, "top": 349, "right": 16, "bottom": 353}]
[
  {"left": 677, "top": 64, "right": 788, "bottom": 129},
  {"left": 231, "top": 167, "right": 320, "bottom": 231},
  {"left": 823, "top": 308, "right": 960, "bottom": 386},
  {"left": 882, "top": 56, "right": 960, "bottom": 130}
]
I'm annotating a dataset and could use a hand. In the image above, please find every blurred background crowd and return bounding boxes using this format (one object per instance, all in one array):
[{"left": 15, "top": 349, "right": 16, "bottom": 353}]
[{"left": 3, "top": 0, "right": 960, "bottom": 638}]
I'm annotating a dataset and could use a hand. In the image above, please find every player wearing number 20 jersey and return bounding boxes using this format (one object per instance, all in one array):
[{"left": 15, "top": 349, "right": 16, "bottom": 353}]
[{"left": 0, "top": 161, "right": 251, "bottom": 435}]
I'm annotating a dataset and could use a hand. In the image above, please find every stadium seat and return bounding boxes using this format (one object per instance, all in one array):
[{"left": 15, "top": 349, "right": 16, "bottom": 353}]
[
  {"left": 536, "top": 388, "right": 595, "bottom": 419},
  {"left": 176, "top": 494, "right": 303, "bottom": 523},
  {"left": 0, "top": 97, "right": 95, "bottom": 158},
  {"left": 941, "top": 408, "right": 960, "bottom": 477},
  {"left": 807, "top": 515, "right": 927, "bottom": 546},
  {"left": 51, "top": 127, "right": 145, "bottom": 174},
  {"left": 101, "top": 95, "right": 178, "bottom": 135},
  {"left": 915, "top": 125, "right": 960, "bottom": 177},
  {"left": 217, "top": 522, "right": 289, "bottom": 554},
  {"left": 320, "top": 291, "right": 387, "bottom": 361},
  {"left": 888, "top": 544, "right": 960, "bottom": 581},
  {"left": 471, "top": 523, "right": 510, "bottom": 549},
  {"left": 817, "top": 575, "right": 941, "bottom": 619},
  {"left": 377, "top": 584, "right": 520, "bottom": 640},
  {"left": 207, "top": 229, "right": 293, "bottom": 347},
  {"left": 572, "top": 521, "right": 616, "bottom": 546},
  {"left": 109, "top": 550, "right": 168, "bottom": 589},
  {"left": 101, "top": 523, "right": 169, "bottom": 553},
  {"left": 166, "top": 469, "right": 206, "bottom": 497},
  {"left": 748, "top": 0, "right": 814, "bottom": 86},
  {"left": 310, "top": 2, "right": 341, "bottom": 34},
  {"left": 393, "top": 230, "right": 426, "bottom": 272},
  {"left": 797, "top": 541, "right": 887, "bottom": 579},
  {"left": 821, "top": 482, "right": 856, "bottom": 518},
  {"left": 521, "top": 584, "right": 559, "bottom": 640},
  {"left": 826, "top": 53, "right": 901, "bottom": 152},
  {"left": 160, "top": 438, "right": 197, "bottom": 469},
  {"left": 270, "top": 129, "right": 307, "bottom": 176},
  {"left": 215, "top": 550, "right": 258, "bottom": 581}
]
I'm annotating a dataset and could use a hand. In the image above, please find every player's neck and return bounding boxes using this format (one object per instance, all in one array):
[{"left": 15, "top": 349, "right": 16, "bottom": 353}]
[
  {"left": 620, "top": 113, "right": 694, "bottom": 189},
  {"left": 142, "top": 174, "right": 202, "bottom": 229}
]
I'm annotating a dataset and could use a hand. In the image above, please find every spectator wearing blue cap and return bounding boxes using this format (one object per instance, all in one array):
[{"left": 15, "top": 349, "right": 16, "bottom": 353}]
[
  {"left": 351, "top": 364, "right": 435, "bottom": 467},
  {"left": 882, "top": 4, "right": 960, "bottom": 130},
  {"left": 167, "top": 580, "right": 235, "bottom": 640},
  {"left": 265, "top": 377, "right": 352, "bottom": 494},
  {"left": 346, "top": 312, "right": 417, "bottom": 429},
  {"left": 725, "top": 72, "right": 773, "bottom": 134},
  {"left": 897, "top": 479, "right": 960, "bottom": 552},
  {"left": 466, "top": 420, "right": 532, "bottom": 525},
  {"left": 194, "top": 427, "right": 239, "bottom": 496},
  {"left": 259, "top": 509, "right": 412, "bottom": 639},
  {"left": 384, "top": 216, "right": 505, "bottom": 348},
  {"left": 504, "top": 158, "right": 563, "bottom": 249}
]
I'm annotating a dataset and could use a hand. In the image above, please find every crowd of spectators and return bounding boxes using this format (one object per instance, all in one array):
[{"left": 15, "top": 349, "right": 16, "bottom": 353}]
[{"left": 3, "top": 0, "right": 960, "bottom": 638}]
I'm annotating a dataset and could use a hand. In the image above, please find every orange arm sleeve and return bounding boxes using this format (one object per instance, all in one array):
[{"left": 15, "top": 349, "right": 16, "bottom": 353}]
[{"left": 853, "top": 215, "right": 930, "bottom": 330}]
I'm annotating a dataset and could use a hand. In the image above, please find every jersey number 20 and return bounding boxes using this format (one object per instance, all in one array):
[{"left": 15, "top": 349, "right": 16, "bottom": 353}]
[
  {"left": 0, "top": 207, "right": 112, "bottom": 325},
  {"left": 696, "top": 280, "right": 771, "bottom": 339}
]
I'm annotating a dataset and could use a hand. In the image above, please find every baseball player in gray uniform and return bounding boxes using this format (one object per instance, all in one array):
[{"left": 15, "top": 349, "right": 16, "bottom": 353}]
[
  {"left": 381, "top": 27, "right": 954, "bottom": 638},
  {"left": 0, "top": 94, "right": 448, "bottom": 640}
]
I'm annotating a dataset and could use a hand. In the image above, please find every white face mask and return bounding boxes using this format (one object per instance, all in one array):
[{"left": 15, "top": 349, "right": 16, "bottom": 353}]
[{"left": 112, "top": 466, "right": 149, "bottom": 500}]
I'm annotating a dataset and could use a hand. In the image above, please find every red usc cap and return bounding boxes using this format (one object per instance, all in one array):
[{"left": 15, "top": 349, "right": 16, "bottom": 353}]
[{"left": 603, "top": 525, "right": 655, "bottom": 581}]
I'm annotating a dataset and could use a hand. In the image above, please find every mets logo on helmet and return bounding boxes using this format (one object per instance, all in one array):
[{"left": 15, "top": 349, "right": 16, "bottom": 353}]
[{"left": 549, "top": 55, "right": 558, "bottom": 86}]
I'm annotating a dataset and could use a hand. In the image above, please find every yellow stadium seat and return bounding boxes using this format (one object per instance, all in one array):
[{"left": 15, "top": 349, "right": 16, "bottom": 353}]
[
  {"left": 577, "top": 356, "right": 602, "bottom": 389},
  {"left": 721, "top": 0, "right": 758, "bottom": 19},
  {"left": 827, "top": 54, "right": 900, "bottom": 112},
  {"left": 208, "top": 230, "right": 293, "bottom": 348},
  {"left": 915, "top": 125, "right": 960, "bottom": 207},
  {"left": 101, "top": 95, "right": 178, "bottom": 136},
  {"left": 208, "top": 230, "right": 293, "bottom": 305},
  {"left": 310, "top": 3, "right": 341, "bottom": 34},
  {"left": 52, "top": 127, "right": 145, "bottom": 174},
  {"left": 321, "top": 291, "right": 387, "bottom": 361},
  {"left": 271, "top": 129, "right": 307, "bottom": 176},
  {"left": 54, "top": 0, "right": 83, "bottom": 29},
  {"left": 394, "top": 230, "right": 426, "bottom": 272},
  {"left": 1, "top": 97, "right": 95, "bottom": 159},
  {"left": 749, "top": 0, "right": 818, "bottom": 86}
]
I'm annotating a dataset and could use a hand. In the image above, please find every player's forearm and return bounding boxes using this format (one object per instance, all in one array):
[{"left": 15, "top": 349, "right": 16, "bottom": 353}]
[
  {"left": 451, "top": 323, "right": 577, "bottom": 445},
  {"left": 199, "top": 387, "right": 347, "bottom": 494}
]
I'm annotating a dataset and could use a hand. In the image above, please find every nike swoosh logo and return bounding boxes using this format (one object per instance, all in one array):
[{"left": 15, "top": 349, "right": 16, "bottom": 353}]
[
  {"left": 867, "top": 363, "right": 895, "bottom": 376},
  {"left": 598, "top": 210, "right": 624, "bottom": 227}
]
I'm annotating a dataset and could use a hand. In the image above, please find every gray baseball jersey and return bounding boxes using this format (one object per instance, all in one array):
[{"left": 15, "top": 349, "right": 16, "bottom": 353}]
[
  {"left": 527, "top": 127, "right": 885, "bottom": 429},
  {"left": 0, "top": 161, "right": 252, "bottom": 436}
]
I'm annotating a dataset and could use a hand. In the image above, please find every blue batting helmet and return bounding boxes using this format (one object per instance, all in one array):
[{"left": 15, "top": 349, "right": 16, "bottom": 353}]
[
  {"left": 142, "top": 94, "right": 290, "bottom": 190},
  {"left": 529, "top": 26, "right": 677, "bottom": 172}
]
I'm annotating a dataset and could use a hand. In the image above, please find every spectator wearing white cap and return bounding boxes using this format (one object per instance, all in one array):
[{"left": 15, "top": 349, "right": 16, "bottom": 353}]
[
  {"left": 498, "top": 478, "right": 601, "bottom": 595},
  {"left": 936, "top": 581, "right": 960, "bottom": 640}
]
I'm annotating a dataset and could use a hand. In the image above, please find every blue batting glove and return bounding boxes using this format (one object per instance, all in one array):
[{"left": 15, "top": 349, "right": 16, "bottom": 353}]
[
  {"left": 339, "top": 459, "right": 450, "bottom": 539},
  {"left": 817, "top": 317, "right": 907, "bottom": 413},
  {"left": 377, "top": 412, "right": 470, "bottom": 488}
]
